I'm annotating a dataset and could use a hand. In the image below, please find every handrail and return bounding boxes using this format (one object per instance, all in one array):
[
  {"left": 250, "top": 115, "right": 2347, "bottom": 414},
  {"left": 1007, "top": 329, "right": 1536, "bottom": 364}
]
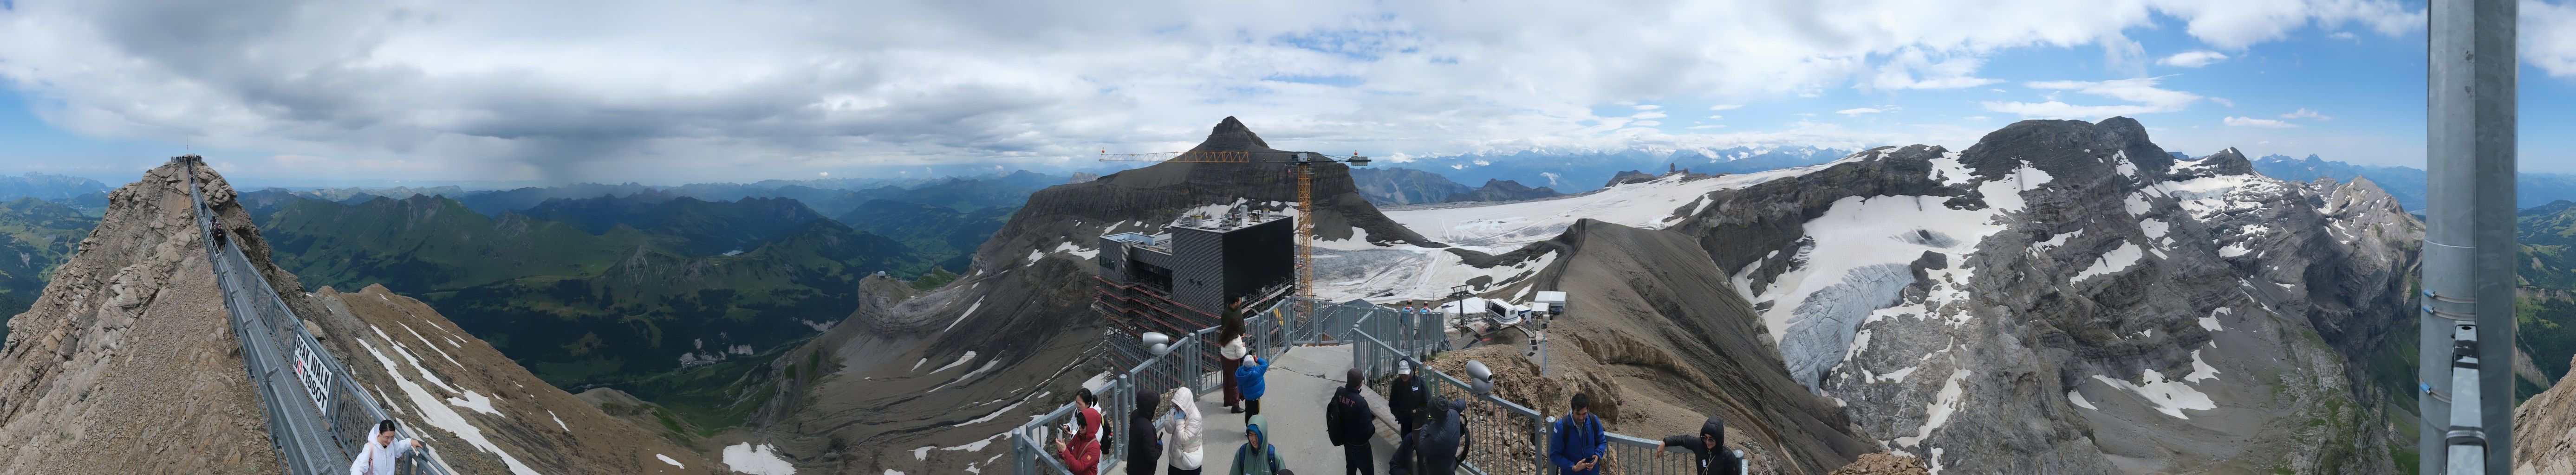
[{"left": 182, "top": 158, "right": 453, "bottom": 475}]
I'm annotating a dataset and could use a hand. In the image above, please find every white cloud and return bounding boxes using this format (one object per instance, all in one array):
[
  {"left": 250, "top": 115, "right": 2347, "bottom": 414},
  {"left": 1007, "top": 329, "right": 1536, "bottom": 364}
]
[
  {"left": 2159, "top": 50, "right": 2229, "bottom": 67},
  {"left": 0, "top": 0, "right": 2432, "bottom": 182},
  {"left": 1688, "top": 124, "right": 1726, "bottom": 129},
  {"left": 2224, "top": 116, "right": 2299, "bottom": 128},
  {"left": 1633, "top": 104, "right": 1662, "bottom": 110},
  {"left": 1708, "top": 104, "right": 1743, "bottom": 111},
  {"left": 1867, "top": 50, "right": 2003, "bottom": 90},
  {"left": 1837, "top": 108, "right": 1887, "bottom": 116},
  {"left": 2280, "top": 108, "right": 2333, "bottom": 120},
  {"left": 1983, "top": 77, "right": 2201, "bottom": 119},
  {"left": 2157, "top": 0, "right": 2424, "bottom": 49},
  {"left": 1705, "top": 115, "right": 1725, "bottom": 120},
  {"left": 2529, "top": 0, "right": 2576, "bottom": 78},
  {"left": 2210, "top": 97, "right": 2236, "bottom": 107}
]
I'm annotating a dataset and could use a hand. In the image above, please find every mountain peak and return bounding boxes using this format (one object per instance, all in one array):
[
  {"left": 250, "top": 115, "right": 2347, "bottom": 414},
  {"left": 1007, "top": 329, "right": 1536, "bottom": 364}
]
[
  {"left": 1189, "top": 116, "right": 1272, "bottom": 152},
  {"left": 1959, "top": 116, "right": 2173, "bottom": 180}
]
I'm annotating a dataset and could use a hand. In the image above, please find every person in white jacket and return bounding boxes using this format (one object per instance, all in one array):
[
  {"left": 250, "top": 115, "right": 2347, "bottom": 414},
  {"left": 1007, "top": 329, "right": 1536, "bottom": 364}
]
[
  {"left": 351, "top": 419, "right": 427, "bottom": 475},
  {"left": 1158, "top": 387, "right": 1207, "bottom": 475}
]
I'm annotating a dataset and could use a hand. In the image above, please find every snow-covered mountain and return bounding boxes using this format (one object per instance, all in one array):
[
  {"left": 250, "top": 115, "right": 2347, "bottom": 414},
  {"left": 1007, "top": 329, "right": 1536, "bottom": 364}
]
[{"left": 1318, "top": 117, "right": 2417, "bottom": 473}]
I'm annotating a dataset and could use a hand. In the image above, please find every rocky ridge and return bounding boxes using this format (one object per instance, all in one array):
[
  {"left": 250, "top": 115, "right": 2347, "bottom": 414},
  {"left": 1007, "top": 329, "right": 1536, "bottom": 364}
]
[
  {"left": 1648, "top": 119, "right": 2417, "bottom": 473},
  {"left": 0, "top": 159, "right": 718, "bottom": 475}
]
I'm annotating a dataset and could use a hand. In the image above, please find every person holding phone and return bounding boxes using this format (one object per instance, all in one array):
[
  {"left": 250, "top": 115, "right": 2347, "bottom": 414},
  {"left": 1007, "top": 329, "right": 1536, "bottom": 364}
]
[{"left": 1548, "top": 393, "right": 1607, "bottom": 475}]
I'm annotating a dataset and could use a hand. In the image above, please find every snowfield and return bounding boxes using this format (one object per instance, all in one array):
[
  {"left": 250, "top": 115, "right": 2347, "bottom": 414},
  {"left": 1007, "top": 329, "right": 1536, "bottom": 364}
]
[{"left": 1315, "top": 167, "right": 1810, "bottom": 303}]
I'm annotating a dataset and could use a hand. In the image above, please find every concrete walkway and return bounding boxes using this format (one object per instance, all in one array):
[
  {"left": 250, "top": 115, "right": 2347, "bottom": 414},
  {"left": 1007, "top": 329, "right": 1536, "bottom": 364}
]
[{"left": 1184, "top": 345, "right": 1402, "bottom": 475}]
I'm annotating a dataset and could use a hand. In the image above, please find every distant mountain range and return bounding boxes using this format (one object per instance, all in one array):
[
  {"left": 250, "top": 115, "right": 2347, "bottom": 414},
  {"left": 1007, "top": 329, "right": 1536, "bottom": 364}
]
[
  {"left": 1388, "top": 145, "right": 1855, "bottom": 193},
  {"left": 1347, "top": 167, "right": 1561, "bottom": 205},
  {"left": 2248, "top": 154, "right": 2576, "bottom": 211},
  {"left": 0, "top": 173, "right": 108, "bottom": 202}
]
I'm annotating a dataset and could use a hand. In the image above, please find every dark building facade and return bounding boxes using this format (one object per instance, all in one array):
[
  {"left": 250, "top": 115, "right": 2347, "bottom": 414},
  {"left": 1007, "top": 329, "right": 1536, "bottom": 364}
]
[{"left": 1094, "top": 210, "right": 1296, "bottom": 340}]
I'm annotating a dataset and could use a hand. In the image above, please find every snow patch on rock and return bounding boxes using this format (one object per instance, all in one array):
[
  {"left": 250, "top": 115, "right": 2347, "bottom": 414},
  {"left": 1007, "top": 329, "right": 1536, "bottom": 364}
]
[{"left": 725, "top": 443, "right": 797, "bottom": 475}]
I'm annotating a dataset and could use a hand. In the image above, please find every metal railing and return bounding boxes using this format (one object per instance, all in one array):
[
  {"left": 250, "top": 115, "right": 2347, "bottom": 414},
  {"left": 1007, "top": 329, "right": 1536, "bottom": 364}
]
[
  {"left": 184, "top": 159, "right": 452, "bottom": 475},
  {"left": 1010, "top": 296, "right": 1740, "bottom": 475},
  {"left": 1013, "top": 298, "right": 1302, "bottom": 475},
  {"left": 1343, "top": 303, "right": 1740, "bottom": 475}
]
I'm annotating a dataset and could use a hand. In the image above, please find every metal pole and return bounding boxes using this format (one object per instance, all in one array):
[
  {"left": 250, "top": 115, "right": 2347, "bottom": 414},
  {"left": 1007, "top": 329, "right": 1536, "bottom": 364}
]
[{"left": 2423, "top": 0, "right": 2517, "bottom": 472}]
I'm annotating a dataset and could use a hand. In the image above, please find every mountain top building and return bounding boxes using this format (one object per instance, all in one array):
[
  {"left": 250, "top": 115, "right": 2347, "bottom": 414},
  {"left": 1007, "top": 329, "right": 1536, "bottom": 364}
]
[{"left": 1092, "top": 205, "right": 1296, "bottom": 342}]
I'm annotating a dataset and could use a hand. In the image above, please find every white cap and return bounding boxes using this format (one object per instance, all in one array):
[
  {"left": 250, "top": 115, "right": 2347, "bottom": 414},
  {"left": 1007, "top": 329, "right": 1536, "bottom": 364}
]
[{"left": 1398, "top": 361, "right": 1412, "bottom": 375}]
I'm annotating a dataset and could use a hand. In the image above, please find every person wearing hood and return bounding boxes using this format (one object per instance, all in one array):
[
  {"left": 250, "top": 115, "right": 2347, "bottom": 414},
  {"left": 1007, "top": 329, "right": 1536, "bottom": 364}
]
[
  {"left": 1414, "top": 398, "right": 1470, "bottom": 475},
  {"left": 1655, "top": 417, "right": 1740, "bottom": 475},
  {"left": 1229, "top": 415, "right": 1285, "bottom": 475},
  {"left": 1388, "top": 361, "right": 1427, "bottom": 437},
  {"left": 1158, "top": 387, "right": 1208, "bottom": 475},
  {"left": 1327, "top": 368, "right": 1384, "bottom": 475},
  {"left": 1129, "top": 390, "right": 1165, "bottom": 475},
  {"left": 1234, "top": 353, "right": 1273, "bottom": 421},
  {"left": 1055, "top": 389, "right": 1105, "bottom": 475},
  {"left": 1548, "top": 393, "right": 1607, "bottom": 475}
]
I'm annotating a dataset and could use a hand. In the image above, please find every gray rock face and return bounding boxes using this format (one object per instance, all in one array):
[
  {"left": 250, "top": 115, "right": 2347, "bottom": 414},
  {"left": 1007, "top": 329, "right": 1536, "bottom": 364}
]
[{"left": 1653, "top": 119, "right": 2414, "bottom": 474}]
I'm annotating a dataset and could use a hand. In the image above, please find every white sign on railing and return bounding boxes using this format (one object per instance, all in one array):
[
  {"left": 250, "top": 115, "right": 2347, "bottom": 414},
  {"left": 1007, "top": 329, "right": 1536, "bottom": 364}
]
[{"left": 292, "top": 342, "right": 334, "bottom": 416}]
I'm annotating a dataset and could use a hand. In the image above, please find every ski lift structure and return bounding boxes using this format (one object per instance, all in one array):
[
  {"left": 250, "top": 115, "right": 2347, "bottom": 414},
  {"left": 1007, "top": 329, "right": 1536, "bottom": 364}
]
[{"left": 1426, "top": 286, "right": 1571, "bottom": 377}]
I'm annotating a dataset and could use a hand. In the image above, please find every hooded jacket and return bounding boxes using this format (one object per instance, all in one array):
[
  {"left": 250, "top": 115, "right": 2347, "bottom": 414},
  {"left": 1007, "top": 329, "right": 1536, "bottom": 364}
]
[
  {"left": 1415, "top": 398, "right": 1470, "bottom": 475},
  {"left": 1659, "top": 417, "right": 1737, "bottom": 475},
  {"left": 1327, "top": 385, "right": 1376, "bottom": 446},
  {"left": 1233, "top": 357, "right": 1272, "bottom": 401},
  {"left": 1157, "top": 387, "right": 1206, "bottom": 469},
  {"left": 1057, "top": 404, "right": 1103, "bottom": 475},
  {"left": 1127, "top": 391, "right": 1164, "bottom": 475},
  {"left": 1229, "top": 415, "right": 1283, "bottom": 475}
]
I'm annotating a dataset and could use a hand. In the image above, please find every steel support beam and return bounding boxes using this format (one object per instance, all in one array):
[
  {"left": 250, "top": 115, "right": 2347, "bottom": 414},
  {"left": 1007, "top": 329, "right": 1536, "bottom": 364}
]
[{"left": 2423, "top": 0, "right": 2517, "bottom": 472}]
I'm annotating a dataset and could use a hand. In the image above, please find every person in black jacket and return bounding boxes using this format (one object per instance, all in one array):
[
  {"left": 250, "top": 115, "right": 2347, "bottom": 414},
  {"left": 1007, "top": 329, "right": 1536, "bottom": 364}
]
[
  {"left": 1387, "top": 361, "right": 1428, "bottom": 437},
  {"left": 1413, "top": 398, "right": 1470, "bottom": 475},
  {"left": 1129, "top": 390, "right": 1164, "bottom": 475},
  {"left": 1327, "top": 368, "right": 1381, "bottom": 475},
  {"left": 1654, "top": 417, "right": 1740, "bottom": 475}
]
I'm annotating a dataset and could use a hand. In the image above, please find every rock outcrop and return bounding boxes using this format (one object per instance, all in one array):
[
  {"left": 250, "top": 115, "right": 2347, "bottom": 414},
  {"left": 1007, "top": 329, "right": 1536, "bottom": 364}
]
[
  {"left": 0, "top": 159, "right": 279, "bottom": 474},
  {"left": 2520, "top": 355, "right": 2576, "bottom": 475},
  {"left": 1518, "top": 219, "right": 1877, "bottom": 474}
]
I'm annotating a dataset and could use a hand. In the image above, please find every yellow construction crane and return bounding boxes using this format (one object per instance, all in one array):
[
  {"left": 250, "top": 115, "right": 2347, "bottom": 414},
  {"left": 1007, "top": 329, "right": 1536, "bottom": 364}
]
[{"left": 1098, "top": 149, "right": 1370, "bottom": 322}]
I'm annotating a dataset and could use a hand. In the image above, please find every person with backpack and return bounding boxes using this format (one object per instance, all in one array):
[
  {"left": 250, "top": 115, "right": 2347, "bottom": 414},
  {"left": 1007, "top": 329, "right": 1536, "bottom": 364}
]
[
  {"left": 1234, "top": 354, "right": 1272, "bottom": 421},
  {"left": 1655, "top": 417, "right": 1741, "bottom": 475},
  {"left": 1548, "top": 393, "right": 1607, "bottom": 475},
  {"left": 1054, "top": 389, "right": 1104, "bottom": 475},
  {"left": 1158, "top": 387, "right": 1208, "bottom": 475},
  {"left": 1128, "top": 390, "right": 1164, "bottom": 475},
  {"left": 1327, "top": 368, "right": 1383, "bottom": 475},
  {"left": 1387, "top": 361, "right": 1427, "bottom": 437},
  {"left": 1228, "top": 415, "right": 1284, "bottom": 475},
  {"left": 1415, "top": 398, "right": 1470, "bottom": 475}
]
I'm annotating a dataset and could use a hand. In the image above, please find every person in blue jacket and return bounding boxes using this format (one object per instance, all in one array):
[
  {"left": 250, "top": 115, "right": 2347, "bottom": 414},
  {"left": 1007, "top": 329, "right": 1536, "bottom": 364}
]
[
  {"left": 1234, "top": 355, "right": 1272, "bottom": 422},
  {"left": 1548, "top": 393, "right": 1607, "bottom": 475}
]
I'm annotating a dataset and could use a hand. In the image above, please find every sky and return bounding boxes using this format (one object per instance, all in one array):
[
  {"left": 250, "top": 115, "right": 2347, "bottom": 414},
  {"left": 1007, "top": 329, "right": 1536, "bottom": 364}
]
[{"left": 0, "top": 0, "right": 2572, "bottom": 186}]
